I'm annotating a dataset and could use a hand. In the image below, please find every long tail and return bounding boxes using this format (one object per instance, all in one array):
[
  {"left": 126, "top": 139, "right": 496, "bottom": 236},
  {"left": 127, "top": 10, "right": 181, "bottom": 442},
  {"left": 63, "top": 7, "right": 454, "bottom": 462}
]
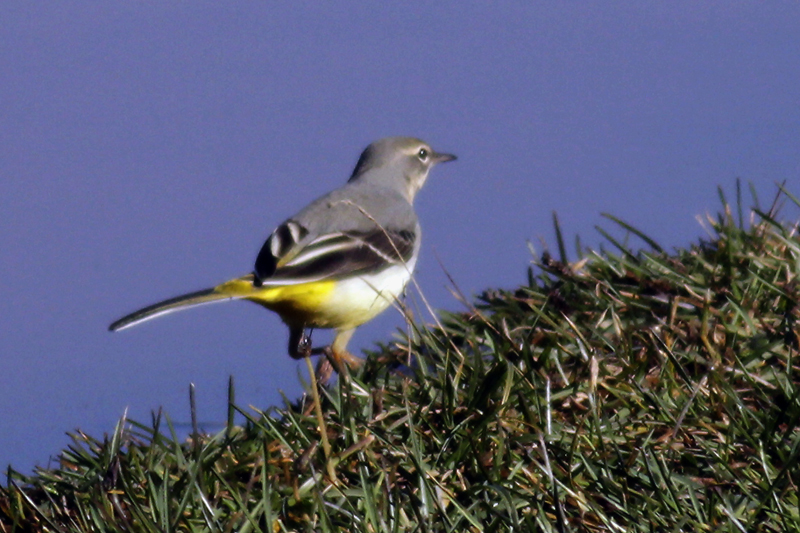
[{"left": 109, "top": 275, "right": 257, "bottom": 332}]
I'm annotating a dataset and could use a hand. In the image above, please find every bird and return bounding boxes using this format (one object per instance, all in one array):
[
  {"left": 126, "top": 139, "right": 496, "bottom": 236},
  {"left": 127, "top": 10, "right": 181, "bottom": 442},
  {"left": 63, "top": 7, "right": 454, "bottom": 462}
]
[{"left": 109, "top": 137, "right": 456, "bottom": 372}]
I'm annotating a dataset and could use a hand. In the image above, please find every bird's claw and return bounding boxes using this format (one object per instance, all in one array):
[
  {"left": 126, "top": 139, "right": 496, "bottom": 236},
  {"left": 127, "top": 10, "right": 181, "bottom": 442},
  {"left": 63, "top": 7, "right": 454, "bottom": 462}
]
[
  {"left": 289, "top": 328, "right": 314, "bottom": 359},
  {"left": 297, "top": 332, "right": 313, "bottom": 358}
]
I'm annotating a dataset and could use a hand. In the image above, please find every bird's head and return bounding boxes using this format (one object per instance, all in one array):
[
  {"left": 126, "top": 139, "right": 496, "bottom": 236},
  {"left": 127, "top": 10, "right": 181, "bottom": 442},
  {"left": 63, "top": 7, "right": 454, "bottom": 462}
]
[{"left": 349, "top": 137, "right": 457, "bottom": 202}]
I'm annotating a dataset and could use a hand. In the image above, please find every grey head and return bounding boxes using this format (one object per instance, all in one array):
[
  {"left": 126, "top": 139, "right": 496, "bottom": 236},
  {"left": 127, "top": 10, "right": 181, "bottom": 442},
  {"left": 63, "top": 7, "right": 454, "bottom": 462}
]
[{"left": 349, "top": 137, "right": 456, "bottom": 203}]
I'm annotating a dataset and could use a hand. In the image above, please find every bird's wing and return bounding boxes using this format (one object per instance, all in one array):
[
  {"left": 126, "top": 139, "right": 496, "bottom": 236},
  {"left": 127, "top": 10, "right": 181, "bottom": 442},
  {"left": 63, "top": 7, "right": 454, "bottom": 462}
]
[{"left": 254, "top": 221, "right": 417, "bottom": 285}]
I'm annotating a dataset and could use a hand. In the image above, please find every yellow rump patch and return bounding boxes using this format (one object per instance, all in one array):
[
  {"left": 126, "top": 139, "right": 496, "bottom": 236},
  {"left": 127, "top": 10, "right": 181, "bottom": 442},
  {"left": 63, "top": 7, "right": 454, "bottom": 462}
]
[{"left": 213, "top": 276, "right": 337, "bottom": 326}]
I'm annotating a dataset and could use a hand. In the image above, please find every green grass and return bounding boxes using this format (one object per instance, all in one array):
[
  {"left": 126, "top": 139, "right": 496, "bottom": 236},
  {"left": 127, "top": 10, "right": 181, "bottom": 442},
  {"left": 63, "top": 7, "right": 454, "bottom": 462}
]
[{"left": 3, "top": 182, "right": 800, "bottom": 532}]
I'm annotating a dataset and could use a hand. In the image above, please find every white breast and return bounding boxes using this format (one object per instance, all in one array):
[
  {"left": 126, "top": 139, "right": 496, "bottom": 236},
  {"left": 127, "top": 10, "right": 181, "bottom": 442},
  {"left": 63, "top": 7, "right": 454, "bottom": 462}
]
[{"left": 322, "top": 255, "right": 417, "bottom": 329}]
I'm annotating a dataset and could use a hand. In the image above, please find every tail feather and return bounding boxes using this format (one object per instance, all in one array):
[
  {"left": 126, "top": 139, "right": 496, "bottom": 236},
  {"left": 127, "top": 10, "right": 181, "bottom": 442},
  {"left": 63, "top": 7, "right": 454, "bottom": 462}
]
[{"left": 109, "top": 275, "right": 257, "bottom": 332}]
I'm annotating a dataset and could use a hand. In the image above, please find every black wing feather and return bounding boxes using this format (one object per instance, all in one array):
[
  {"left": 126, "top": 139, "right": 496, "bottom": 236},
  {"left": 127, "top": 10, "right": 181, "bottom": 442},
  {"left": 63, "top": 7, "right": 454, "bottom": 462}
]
[{"left": 254, "top": 226, "right": 415, "bottom": 285}]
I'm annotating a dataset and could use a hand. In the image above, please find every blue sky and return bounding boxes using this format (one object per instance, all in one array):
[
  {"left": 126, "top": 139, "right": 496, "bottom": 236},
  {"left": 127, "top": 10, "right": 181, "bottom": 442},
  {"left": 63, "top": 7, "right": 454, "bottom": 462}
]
[{"left": 2, "top": 2, "right": 799, "bottom": 474}]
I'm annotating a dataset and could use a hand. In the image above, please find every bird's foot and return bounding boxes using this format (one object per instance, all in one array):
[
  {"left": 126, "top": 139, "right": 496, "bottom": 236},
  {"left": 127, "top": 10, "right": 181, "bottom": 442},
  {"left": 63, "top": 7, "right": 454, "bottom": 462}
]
[
  {"left": 312, "top": 347, "right": 363, "bottom": 385},
  {"left": 332, "top": 348, "right": 363, "bottom": 371},
  {"left": 324, "top": 347, "right": 362, "bottom": 374},
  {"left": 289, "top": 328, "right": 314, "bottom": 359}
]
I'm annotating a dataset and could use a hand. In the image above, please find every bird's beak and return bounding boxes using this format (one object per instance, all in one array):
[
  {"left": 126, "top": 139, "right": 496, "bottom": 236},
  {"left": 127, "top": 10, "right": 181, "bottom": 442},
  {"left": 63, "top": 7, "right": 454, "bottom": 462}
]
[{"left": 432, "top": 151, "right": 457, "bottom": 164}]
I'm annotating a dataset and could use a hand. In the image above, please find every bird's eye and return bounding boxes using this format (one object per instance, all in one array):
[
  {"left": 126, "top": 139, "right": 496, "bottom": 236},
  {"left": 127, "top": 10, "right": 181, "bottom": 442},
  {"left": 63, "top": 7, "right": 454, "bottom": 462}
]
[{"left": 417, "top": 148, "right": 429, "bottom": 161}]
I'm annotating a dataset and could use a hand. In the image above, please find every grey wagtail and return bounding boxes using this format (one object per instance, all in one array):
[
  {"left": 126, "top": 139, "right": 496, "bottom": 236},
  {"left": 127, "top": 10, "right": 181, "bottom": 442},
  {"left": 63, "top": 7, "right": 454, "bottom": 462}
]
[{"left": 109, "top": 137, "right": 456, "bottom": 371}]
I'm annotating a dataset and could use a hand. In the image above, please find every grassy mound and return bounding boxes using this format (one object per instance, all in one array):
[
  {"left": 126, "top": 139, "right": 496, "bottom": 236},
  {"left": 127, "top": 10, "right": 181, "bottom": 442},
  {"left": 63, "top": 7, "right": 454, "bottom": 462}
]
[{"left": 3, "top": 185, "right": 800, "bottom": 532}]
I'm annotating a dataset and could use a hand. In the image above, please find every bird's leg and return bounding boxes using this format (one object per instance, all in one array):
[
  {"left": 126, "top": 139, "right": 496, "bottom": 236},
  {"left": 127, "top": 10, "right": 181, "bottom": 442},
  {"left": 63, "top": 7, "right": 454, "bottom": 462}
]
[
  {"left": 289, "top": 327, "right": 362, "bottom": 383},
  {"left": 288, "top": 327, "right": 313, "bottom": 359},
  {"left": 327, "top": 328, "right": 361, "bottom": 373},
  {"left": 310, "top": 328, "right": 361, "bottom": 384}
]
